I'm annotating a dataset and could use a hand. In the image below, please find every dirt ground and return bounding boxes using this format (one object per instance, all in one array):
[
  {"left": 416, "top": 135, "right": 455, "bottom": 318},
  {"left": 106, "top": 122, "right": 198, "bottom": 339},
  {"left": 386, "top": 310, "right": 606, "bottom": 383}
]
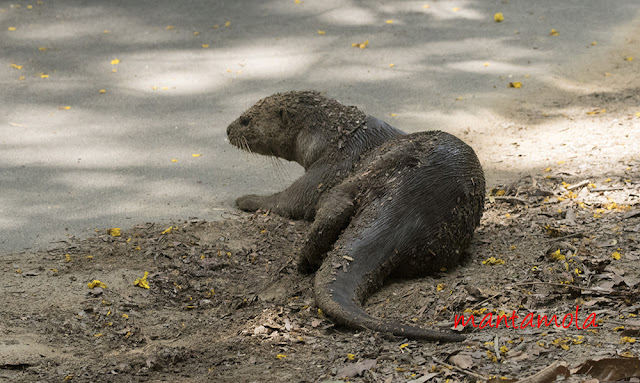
[
  {"left": 2, "top": 99, "right": 640, "bottom": 382},
  {"left": 3, "top": 14, "right": 640, "bottom": 383},
  {"left": 2, "top": 166, "right": 639, "bottom": 383}
]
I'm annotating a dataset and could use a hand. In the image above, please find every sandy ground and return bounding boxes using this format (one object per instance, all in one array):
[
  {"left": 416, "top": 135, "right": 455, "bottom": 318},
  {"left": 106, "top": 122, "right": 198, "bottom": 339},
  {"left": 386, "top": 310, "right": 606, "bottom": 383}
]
[
  {"left": 1, "top": 0, "right": 639, "bottom": 252},
  {"left": 1, "top": 1, "right": 640, "bottom": 382}
]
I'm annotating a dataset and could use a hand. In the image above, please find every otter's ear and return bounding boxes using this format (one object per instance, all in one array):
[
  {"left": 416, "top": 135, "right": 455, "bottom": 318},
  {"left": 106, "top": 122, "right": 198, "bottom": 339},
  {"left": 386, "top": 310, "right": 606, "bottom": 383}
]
[{"left": 279, "top": 107, "right": 294, "bottom": 125}]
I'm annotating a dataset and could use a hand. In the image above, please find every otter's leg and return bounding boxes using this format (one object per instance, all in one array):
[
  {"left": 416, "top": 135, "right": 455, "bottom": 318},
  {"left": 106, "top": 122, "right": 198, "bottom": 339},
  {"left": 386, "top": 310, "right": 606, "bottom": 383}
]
[
  {"left": 236, "top": 163, "right": 334, "bottom": 220},
  {"left": 298, "top": 183, "right": 357, "bottom": 273}
]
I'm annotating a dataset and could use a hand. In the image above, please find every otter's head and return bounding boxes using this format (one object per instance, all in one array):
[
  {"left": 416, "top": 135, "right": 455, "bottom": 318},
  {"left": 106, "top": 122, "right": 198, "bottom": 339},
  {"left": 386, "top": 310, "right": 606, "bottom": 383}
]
[{"left": 227, "top": 91, "right": 364, "bottom": 168}]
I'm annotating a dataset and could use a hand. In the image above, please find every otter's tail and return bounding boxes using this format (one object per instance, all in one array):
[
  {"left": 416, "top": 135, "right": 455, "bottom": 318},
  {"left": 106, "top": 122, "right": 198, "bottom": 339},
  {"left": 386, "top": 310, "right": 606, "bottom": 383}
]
[{"left": 313, "top": 261, "right": 465, "bottom": 343}]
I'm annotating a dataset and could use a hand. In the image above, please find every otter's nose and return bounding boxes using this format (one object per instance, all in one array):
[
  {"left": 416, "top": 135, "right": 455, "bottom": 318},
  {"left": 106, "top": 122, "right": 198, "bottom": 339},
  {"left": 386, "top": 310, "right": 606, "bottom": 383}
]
[{"left": 226, "top": 124, "right": 231, "bottom": 136}]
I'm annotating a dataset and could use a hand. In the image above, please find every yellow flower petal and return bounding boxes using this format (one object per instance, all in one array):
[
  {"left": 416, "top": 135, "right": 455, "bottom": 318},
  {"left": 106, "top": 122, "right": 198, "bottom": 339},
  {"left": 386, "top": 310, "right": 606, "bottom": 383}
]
[
  {"left": 494, "top": 12, "right": 504, "bottom": 22},
  {"left": 107, "top": 228, "right": 121, "bottom": 237},
  {"left": 351, "top": 40, "right": 369, "bottom": 49},
  {"left": 99, "top": 89, "right": 106, "bottom": 94},
  {"left": 88, "top": 280, "right": 108, "bottom": 289},
  {"left": 58, "top": 106, "right": 71, "bottom": 110},
  {"left": 166, "top": 25, "right": 175, "bottom": 30},
  {"left": 40, "top": 73, "right": 49, "bottom": 78},
  {"left": 111, "top": 58, "right": 120, "bottom": 65},
  {"left": 8, "top": 27, "right": 16, "bottom": 31},
  {"left": 625, "top": 56, "right": 633, "bottom": 61},
  {"left": 134, "top": 271, "right": 150, "bottom": 289},
  {"left": 225, "top": 21, "right": 231, "bottom": 27},
  {"left": 317, "top": 30, "right": 325, "bottom": 35},
  {"left": 202, "top": 44, "right": 209, "bottom": 48},
  {"left": 192, "top": 153, "right": 201, "bottom": 157},
  {"left": 482, "top": 257, "right": 505, "bottom": 265},
  {"left": 10, "top": 64, "right": 23, "bottom": 69},
  {"left": 162, "top": 226, "right": 173, "bottom": 234},
  {"left": 550, "top": 29, "right": 559, "bottom": 36},
  {"left": 386, "top": 19, "right": 393, "bottom": 24},
  {"left": 509, "top": 81, "right": 522, "bottom": 88},
  {"left": 586, "top": 108, "right": 606, "bottom": 115}
]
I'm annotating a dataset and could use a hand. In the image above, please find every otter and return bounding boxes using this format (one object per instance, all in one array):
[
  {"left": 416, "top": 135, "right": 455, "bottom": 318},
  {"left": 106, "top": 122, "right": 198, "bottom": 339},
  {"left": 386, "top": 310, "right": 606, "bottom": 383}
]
[{"left": 227, "top": 91, "right": 485, "bottom": 342}]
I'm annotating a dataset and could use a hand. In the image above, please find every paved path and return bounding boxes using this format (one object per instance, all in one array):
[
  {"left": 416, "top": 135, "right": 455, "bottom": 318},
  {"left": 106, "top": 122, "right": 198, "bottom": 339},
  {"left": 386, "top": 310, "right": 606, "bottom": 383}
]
[{"left": 2, "top": 0, "right": 638, "bottom": 252}]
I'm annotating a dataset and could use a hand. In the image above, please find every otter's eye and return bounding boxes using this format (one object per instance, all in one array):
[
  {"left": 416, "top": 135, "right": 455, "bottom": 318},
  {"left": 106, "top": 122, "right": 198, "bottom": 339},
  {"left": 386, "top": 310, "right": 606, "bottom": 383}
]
[{"left": 239, "top": 116, "right": 250, "bottom": 126}]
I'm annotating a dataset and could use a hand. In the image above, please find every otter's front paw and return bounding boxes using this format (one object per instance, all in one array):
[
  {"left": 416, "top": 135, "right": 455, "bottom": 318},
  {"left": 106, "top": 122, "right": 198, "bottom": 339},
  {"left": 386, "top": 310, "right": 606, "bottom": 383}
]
[{"left": 235, "top": 194, "right": 264, "bottom": 212}]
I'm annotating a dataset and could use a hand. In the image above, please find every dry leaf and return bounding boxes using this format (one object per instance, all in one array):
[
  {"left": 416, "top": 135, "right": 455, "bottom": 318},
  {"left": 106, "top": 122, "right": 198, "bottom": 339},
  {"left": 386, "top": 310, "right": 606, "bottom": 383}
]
[
  {"left": 449, "top": 354, "right": 473, "bottom": 369},
  {"left": 572, "top": 358, "right": 640, "bottom": 380},
  {"left": 336, "top": 359, "right": 376, "bottom": 378}
]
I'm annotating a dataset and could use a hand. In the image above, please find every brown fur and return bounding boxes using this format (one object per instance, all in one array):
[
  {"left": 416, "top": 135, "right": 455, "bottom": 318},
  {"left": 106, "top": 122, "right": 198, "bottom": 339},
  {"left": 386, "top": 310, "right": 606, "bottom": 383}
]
[
  {"left": 227, "top": 91, "right": 402, "bottom": 220},
  {"left": 227, "top": 91, "right": 485, "bottom": 341}
]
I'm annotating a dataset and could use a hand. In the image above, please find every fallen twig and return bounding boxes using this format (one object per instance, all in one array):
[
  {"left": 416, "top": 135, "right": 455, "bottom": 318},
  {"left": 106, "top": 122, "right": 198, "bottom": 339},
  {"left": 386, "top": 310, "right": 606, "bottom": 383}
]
[
  {"left": 514, "top": 360, "right": 569, "bottom": 383},
  {"left": 566, "top": 180, "right": 590, "bottom": 190},
  {"left": 515, "top": 281, "right": 605, "bottom": 293},
  {"left": 491, "top": 196, "right": 528, "bottom": 204},
  {"left": 515, "top": 281, "right": 636, "bottom": 297},
  {"left": 541, "top": 233, "right": 583, "bottom": 243},
  {"left": 590, "top": 187, "right": 625, "bottom": 192},
  {"left": 470, "top": 292, "right": 502, "bottom": 311},
  {"left": 623, "top": 210, "right": 640, "bottom": 219},
  {"left": 432, "top": 357, "right": 489, "bottom": 380}
]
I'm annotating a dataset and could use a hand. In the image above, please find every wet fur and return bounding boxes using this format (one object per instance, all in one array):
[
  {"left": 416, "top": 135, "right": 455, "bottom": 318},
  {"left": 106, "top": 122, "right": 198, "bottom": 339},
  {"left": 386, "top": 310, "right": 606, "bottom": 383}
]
[{"left": 227, "top": 91, "right": 485, "bottom": 341}]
